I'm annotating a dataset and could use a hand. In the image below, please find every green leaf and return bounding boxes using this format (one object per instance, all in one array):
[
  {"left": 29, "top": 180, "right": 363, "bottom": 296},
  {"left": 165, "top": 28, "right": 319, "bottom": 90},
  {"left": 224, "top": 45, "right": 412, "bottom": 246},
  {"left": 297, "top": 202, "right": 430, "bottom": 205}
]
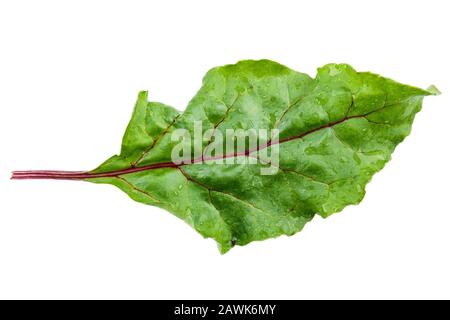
[{"left": 13, "top": 60, "right": 439, "bottom": 253}]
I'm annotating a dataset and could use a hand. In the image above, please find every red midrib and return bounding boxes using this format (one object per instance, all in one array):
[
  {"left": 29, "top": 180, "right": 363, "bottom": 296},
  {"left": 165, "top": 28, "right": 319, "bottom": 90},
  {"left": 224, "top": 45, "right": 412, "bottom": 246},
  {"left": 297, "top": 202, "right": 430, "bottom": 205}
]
[{"left": 10, "top": 113, "right": 367, "bottom": 180}]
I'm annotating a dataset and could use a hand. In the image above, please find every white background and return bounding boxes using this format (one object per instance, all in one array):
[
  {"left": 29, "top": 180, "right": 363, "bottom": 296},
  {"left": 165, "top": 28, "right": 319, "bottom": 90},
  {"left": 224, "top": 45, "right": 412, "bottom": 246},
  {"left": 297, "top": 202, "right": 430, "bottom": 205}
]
[{"left": 1, "top": 0, "right": 449, "bottom": 299}]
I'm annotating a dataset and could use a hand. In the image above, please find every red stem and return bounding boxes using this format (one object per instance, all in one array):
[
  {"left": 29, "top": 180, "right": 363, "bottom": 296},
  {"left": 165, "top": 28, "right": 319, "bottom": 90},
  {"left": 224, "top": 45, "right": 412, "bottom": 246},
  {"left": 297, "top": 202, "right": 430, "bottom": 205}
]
[{"left": 11, "top": 161, "right": 179, "bottom": 180}]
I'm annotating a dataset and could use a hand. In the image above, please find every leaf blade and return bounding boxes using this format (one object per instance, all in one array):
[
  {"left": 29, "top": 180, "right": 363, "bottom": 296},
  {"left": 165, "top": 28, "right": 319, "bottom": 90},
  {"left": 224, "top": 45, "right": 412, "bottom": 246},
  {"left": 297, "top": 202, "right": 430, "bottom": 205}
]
[{"left": 84, "top": 60, "right": 437, "bottom": 253}]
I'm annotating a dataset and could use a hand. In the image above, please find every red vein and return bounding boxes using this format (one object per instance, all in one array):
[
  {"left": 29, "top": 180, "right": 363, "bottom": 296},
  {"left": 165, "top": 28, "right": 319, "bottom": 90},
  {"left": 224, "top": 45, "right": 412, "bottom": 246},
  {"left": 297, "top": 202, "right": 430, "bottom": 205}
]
[
  {"left": 11, "top": 101, "right": 394, "bottom": 181},
  {"left": 273, "top": 92, "right": 306, "bottom": 130},
  {"left": 116, "top": 176, "right": 159, "bottom": 202},
  {"left": 132, "top": 114, "right": 180, "bottom": 166},
  {"left": 202, "top": 94, "right": 241, "bottom": 159},
  {"left": 178, "top": 166, "right": 267, "bottom": 214}
]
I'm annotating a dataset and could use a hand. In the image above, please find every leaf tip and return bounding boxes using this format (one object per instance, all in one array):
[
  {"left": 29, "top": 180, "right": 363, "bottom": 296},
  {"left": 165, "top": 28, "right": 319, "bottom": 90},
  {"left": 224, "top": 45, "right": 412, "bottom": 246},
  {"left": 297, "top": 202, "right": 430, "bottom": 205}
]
[
  {"left": 137, "top": 90, "right": 149, "bottom": 101},
  {"left": 426, "top": 85, "right": 441, "bottom": 96}
]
